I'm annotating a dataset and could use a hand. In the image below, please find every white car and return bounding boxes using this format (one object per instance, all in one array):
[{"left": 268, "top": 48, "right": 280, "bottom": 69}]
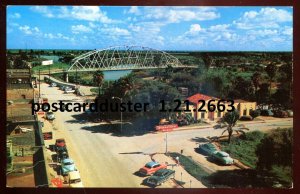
[
  {"left": 68, "top": 171, "right": 83, "bottom": 188},
  {"left": 45, "top": 112, "right": 55, "bottom": 120},
  {"left": 51, "top": 83, "right": 57, "bottom": 87}
]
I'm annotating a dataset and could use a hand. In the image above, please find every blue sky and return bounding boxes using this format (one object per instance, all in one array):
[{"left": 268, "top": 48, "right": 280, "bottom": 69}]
[{"left": 7, "top": 6, "right": 293, "bottom": 51}]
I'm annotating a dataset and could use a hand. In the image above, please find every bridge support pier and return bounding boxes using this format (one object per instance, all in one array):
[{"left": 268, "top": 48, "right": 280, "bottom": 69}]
[{"left": 64, "top": 72, "right": 69, "bottom": 82}]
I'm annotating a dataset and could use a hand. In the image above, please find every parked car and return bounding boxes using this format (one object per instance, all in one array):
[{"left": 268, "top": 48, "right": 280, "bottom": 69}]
[
  {"left": 55, "top": 138, "right": 67, "bottom": 152},
  {"left": 45, "top": 112, "right": 55, "bottom": 120},
  {"left": 273, "top": 110, "right": 288, "bottom": 118},
  {"left": 239, "top": 115, "right": 253, "bottom": 121},
  {"left": 67, "top": 171, "right": 83, "bottom": 187},
  {"left": 60, "top": 86, "right": 66, "bottom": 91},
  {"left": 212, "top": 151, "right": 234, "bottom": 165},
  {"left": 260, "top": 109, "right": 274, "bottom": 116},
  {"left": 139, "top": 161, "right": 167, "bottom": 176},
  {"left": 146, "top": 169, "right": 175, "bottom": 187},
  {"left": 51, "top": 83, "right": 57, "bottom": 87},
  {"left": 61, "top": 158, "right": 77, "bottom": 176},
  {"left": 64, "top": 87, "right": 74, "bottom": 93},
  {"left": 57, "top": 149, "right": 69, "bottom": 162},
  {"left": 286, "top": 110, "right": 293, "bottom": 117},
  {"left": 198, "top": 143, "right": 218, "bottom": 156}
]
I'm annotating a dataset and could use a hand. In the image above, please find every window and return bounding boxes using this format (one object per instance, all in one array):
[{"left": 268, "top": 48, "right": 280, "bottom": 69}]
[
  {"left": 218, "top": 112, "right": 221, "bottom": 117},
  {"left": 243, "top": 109, "right": 247, "bottom": 116},
  {"left": 201, "top": 112, "right": 205, "bottom": 119}
]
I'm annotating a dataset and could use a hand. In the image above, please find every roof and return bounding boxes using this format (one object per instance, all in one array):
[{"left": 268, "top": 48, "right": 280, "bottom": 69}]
[
  {"left": 187, "top": 93, "right": 217, "bottom": 104},
  {"left": 234, "top": 99, "right": 254, "bottom": 103}
]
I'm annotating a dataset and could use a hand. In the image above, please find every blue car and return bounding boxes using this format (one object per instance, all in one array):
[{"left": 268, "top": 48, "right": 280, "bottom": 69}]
[{"left": 61, "top": 158, "right": 77, "bottom": 176}]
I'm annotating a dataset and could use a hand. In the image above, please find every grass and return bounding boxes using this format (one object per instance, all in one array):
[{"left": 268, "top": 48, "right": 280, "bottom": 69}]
[
  {"left": 32, "top": 62, "right": 70, "bottom": 73},
  {"left": 271, "top": 165, "right": 292, "bottom": 187},
  {"left": 168, "top": 152, "right": 211, "bottom": 187},
  {"left": 220, "top": 131, "right": 265, "bottom": 168}
]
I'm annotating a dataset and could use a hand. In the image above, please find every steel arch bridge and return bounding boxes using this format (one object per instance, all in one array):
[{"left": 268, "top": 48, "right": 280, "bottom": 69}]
[{"left": 67, "top": 45, "right": 192, "bottom": 72}]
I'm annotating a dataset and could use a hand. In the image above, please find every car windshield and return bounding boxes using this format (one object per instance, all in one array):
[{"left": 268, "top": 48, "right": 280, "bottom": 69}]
[
  {"left": 64, "top": 162, "right": 73, "bottom": 165},
  {"left": 70, "top": 178, "right": 81, "bottom": 184},
  {"left": 145, "top": 164, "right": 153, "bottom": 168}
]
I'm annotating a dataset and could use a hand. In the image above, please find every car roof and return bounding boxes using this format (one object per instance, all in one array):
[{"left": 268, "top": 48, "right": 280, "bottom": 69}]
[
  {"left": 146, "top": 161, "right": 159, "bottom": 167},
  {"left": 217, "top": 151, "right": 229, "bottom": 157},
  {"left": 155, "top": 168, "right": 171, "bottom": 174},
  {"left": 62, "top": 158, "right": 74, "bottom": 163},
  {"left": 69, "top": 171, "right": 80, "bottom": 179}
]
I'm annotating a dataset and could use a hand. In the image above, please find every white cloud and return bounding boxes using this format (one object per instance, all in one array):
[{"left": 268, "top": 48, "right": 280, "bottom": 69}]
[
  {"left": 101, "top": 27, "right": 131, "bottom": 36},
  {"left": 44, "top": 33, "right": 71, "bottom": 40},
  {"left": 30, "top": 6, "right": 54, "bottom": 17},
  {"left": 282, "top": 26, "right": 293, "bottom": 36},
  {"left": 128, "top": 6, "right": 141, "bottom": 15},
  {"left": 234, "top": 8, "right": 292, "bottom": 29},
  {"left": 31, "top": 6, "right": 116, "bottom": 23},
  {"left": 71, "top": 24, "right": 93, "bottom": 34},
  {"left": 8, "top": 13, "right": 21, "bottom": 19},
  {"left": 248, "top": 29, "right": 278, "bottom": 37},
  {"left": 19, "top": 25, "right": 40, "bottom": 35},
  {"left": 190, "top": 24, "right": 202, "bottom": 33},
  {"left": 209, "top": 24, "right": 230, "bottom": 31},
  {"left": 144, "top": 7, "right": 219, "bottom": 23}
]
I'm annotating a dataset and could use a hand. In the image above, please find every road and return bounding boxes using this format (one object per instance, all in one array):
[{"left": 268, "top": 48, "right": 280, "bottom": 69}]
[{"left": 39, "top": 82, "right": 293, "bottom": 188}]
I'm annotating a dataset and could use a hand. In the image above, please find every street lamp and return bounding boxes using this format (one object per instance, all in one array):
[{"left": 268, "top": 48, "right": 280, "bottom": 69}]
[{"left": 112, "top": 96, "right": 123, "bottom": 133}]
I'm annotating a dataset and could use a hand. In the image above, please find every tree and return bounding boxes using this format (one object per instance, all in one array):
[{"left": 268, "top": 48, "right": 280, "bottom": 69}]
[
  {"left": 256, "top": 128, "right": 292, "bottom": 171},
  {"left": 93, "top": 70, "right": 104, "bottom": 96},
  {"left": 220, "top": 111, "right": 249, "bottom": 143},
  {"left": 228, "top": 76, "right": 255, "bottom": 101},
  {"left": 250, "top": 109, "right": 260, "bottom": 120},
  {"left": 265, "top": 63, "right": 278, "bottom": 95},
  {"left": 256, "top": 83, "right": 270, "bottom": 104},
  {"left": 164, "top": 65, "right": 174, "bottom": 81},
  {"left": 202, "top": 53, "right": 212, "bottom": 69},
  {"left": 251, "top": 72, "right": 262, "bottom": 100}
]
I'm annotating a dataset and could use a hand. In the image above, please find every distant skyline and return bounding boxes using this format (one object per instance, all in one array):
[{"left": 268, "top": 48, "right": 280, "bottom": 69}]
[{"left": 7, "top": 6, "right": 293, "bottom": 51}]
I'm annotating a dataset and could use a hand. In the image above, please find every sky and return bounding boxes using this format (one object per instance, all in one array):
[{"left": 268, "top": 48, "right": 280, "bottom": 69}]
[{"left": 6, "top": 6, "right": 293, "bottom": 51}]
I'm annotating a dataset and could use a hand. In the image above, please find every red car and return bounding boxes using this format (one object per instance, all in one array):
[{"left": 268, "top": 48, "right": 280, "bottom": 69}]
[
  {"left": 55, "top": 138, "right": 67, "bottom": 152},
  {"left": 139, "top": 162, "right": 167, "bottom": 176}
]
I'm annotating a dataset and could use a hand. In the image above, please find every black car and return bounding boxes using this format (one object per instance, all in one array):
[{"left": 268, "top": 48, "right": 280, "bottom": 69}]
[{"left": 146, "top": 169, "right": 175, "bottom": 186}]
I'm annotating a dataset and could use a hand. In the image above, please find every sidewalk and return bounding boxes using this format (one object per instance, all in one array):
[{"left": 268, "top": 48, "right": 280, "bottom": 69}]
[{"left": 171, "top": 117, "right": 292, "bottom": 132}]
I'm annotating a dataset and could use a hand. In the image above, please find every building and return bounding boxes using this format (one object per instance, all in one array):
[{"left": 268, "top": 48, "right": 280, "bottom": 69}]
[
  {"left": 186, "top": 93, "right": 257, "bottom": 121},
  {"left": 234, "top": 99, "right": 257, "bottom": 117}
]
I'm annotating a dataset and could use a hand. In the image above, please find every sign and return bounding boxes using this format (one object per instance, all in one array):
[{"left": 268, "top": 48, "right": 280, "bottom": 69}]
[
  {"left": 42, "top": 60, "right": 53, "bottom": 66},
  {"left": 155, "top": 124, "right": 178, "bottom": 132},
  {"left": 51, "top": 177, "right": 63, "bottom": 187},
  {"left": 43, "top": 132, "right": 53, "bottom": 140}
]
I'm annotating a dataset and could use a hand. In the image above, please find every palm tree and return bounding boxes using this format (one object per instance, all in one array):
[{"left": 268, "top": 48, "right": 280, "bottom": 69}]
[
  {"left": 251, "top": 72, "right": 261, "bottom": 101},
  {"left": 220, "top": 111, "right": 250, "bottom": 143},
  {"left": 93, "top": 70, "right": 104, "bottom": 96},
  {"left": 265, "top": 63, "right": 278, "bottom": 96}
]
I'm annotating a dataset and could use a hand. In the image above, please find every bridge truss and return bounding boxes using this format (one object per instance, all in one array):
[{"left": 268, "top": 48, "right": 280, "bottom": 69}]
[{"left": 68, "top": 45, "right": 188, "bottom": 72}]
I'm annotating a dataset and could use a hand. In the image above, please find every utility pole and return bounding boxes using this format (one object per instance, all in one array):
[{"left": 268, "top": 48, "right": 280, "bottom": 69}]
[
  {"left": 48, "top": 64, "right": 51, "bottom": 79},
  {"left": 75, "top": 66, "right": 78, "bottom": 84},
  {"left": 165, "top": 132, "right": 168, "bottom": 154},
  {"left": 39, "top": 69, "right": 41, "bottom": 98}
]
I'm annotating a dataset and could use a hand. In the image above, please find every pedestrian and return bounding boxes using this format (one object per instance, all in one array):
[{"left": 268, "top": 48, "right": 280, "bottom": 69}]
[{"left": 176, "top": 156, "right": 180, "bottom": 166}]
